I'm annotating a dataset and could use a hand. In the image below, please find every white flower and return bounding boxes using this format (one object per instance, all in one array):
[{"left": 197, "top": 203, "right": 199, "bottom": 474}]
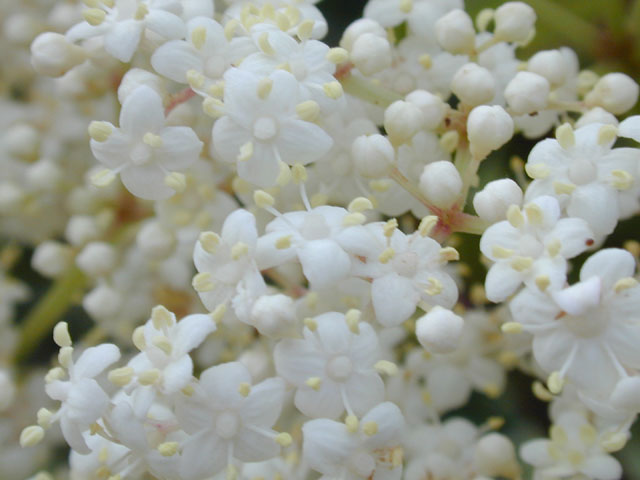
[
  {"left": 211, "top": 68, "right": 332, "bottom": 187},
  {"left": 45, "top": 344, "right": 121, "bottom": 453},
  {"left": 521, "top": 409, "right": 622, "bottom": 480},
  {"left": 151, "top": 16, "right": 255, "bottom": 95},
  {"left": 66, "top": 0, "right": 186, "bottom": 62},
  {"left": 128, "top": 307, "right": 216, "bottom": 394},
  {"left": 89, "top": 85, "right": 203, "bottom": 200},
  {"left": 193, "top": 209, "right": 266, "bottom": 313},
  {"left": 480, "top": 195, "right": 594, "bottom": 302},
  {"left": 524, "top": 122, "right": 639, "bottom": 237},
  {"left": 176, "top": 362, "right": 286, "bottom": 480},
  {"left": 302, "top": 402, "right": 404, "bottom": 480},
  {"left": 274, "top": 311, "right": 384, "bottom": 418},
  {"left": 510, "top": 248, "right": 640, "bottom": 396}
]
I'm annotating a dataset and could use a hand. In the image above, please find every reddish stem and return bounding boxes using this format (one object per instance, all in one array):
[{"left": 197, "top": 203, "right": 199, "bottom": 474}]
[{"left": 165, "top": 88, "right": 196, "bottom": 116}]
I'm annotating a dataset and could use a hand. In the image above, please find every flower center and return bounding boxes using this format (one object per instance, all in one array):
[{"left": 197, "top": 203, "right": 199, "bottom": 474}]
[
  {"left": 568, "top": 157, "right": 597, "bottom": 185},
  {"left": 204, "top": 55, "right": 226, "bottom": 79},
  {"left": 562, "top": 308, "right": 608, "bottom": 338},
  {"left": 326, "top": 355, "right": 353, "bottom": 381},
  {"left": 253, "top": 117, "right": 278, "bottom": 141},
  {"left": 215, "top": 411, "right": 239, "bottom": 439},
  {"left": 301, "top": 214, "right": 330, "bottom": 240},
  {"left": 290, "top": 59, "right": 308, "bottom": 81},
  {"left": 350, "top": 451, "right": 375, "bottom": 477},
  {"left": 393, "top": 251, "right": 418, "bottom": 277},
  {"left": 518, "top": 233, "right": 543, "bottom": 257}
]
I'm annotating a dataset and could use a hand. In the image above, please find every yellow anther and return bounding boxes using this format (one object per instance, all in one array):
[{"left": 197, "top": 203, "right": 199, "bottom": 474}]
[
  {"left": 260, "top": 3, "right": 275, "bottom": 18},
  {"left": 524, "top": 203, "right": 544, "bottom": 225},
  {"left": 134, "top": 3, "right": 149, "bottom": 20},
  {"left": 152, "top": 335, "right": 172, "bottom": 355},
  {"left": 597, "top": 124, "right": 617, "bottom": 145},
  {"left": 186, "top": 69, "right": 205, "bottom": 89},
  {"left": 192, "top": 272, "right": 215, "bottom": 292},
  {"left": 532, "top": 380, "right": 554, "bottom": 401},
  {"left": 202, "top": 96, "right": 224, "bottom": 117},
  {"left": 238, "top": 382, "right": 251, "bottom": 397},
  {"left": 191, "top": 26, "right": 207, "bottom": 49},
  {"left": 383, "top": 218, "right": 398, "bottom": 237},
  {"left": 254, "top": 190, "right": 275, "bottom": 208},
  {"left": 470, "top": 284, "right": 487, "bottom": 305},
  {"left": 525, "top": 163, "right": 550, "bottom": 179},
  {"left": 36, "top": 408, "right": 53, "bottom": 429},
  {"left": 501, "top": 322, "right": 523, "bottom": 334},
  {"left": 275, "top": 432, "right": 292, "bottom": 447},
  {"left": 274, "top": 11, "right": 290, "bottom": 31},
  {"left": 547, "top": 371, "right": 565, "bottom": 395},
  {"left": 257, "top": 77, "right": 273, "bottom": 100},
  {"left": 614, "top": 277, "right": 638, "bottom": 293},
  {"left": 579, "top": 424, "right": 597, "bottom": 445},
  {"left": 342, "top": 212, "right": 367, "bottom": 226},
  {"left": 418, "top": 215, "right": 438, "bottom": 237},
  {"left": 296, "top": 100, "right": 321, "bottom": 122},
  {"left": 611, "top": 170, "right": 633, "bottom": 190},
  {"left": 487, "top": 416, "right": 505, "bottom": 430},
  {"left": 58, "top": 346, "right": 73, "bottom": 369},
  {"left": 374, "top": 360, "right": 398, "bottom": 376},
  {"left": 45, "top": 367, "right": 65, "bottom": 383},
  {"left": 132, "top": 326, "right": 146, "bottom": 351},
  {"left": 424, "top": 277, "right": 443, "bottom": 295},
  {"left": 138, "top": 368, "right": 161, "bottom": 385},
  {"left": 88, "top": 121, "right": 112, "bottom": 142},
  {"left": 345, "top": 415, "right": 359, "bottom": 433},
  {"left": 323, "top": 81, "right": 343, "bottom": 99},
  {"left": 418, "top": 53, "right": 432, "bottom": 69},
  {"left": 378, "top": 247, "right": 395, "bottom": 264},
  {"left": 476, "top": 8, "right": 494, "bottom": 31},
  {"left": 152, "top": 305, "right": 173, "bottom": 329},
  {"left": 108, "top": 367, "right": 134, "bottom": 387},
  {"left": 210, "top": 303, "right": 227, "bottom": 323},
  {"left": 511, "top": 256, "right": 533, "bottom": 271},
  {"left": 182, "top": 385, "right": 195, "bottom": 396},
  {"left": 276, "top": 161, "right": 292, "bottom": 186},
  {"left": 208, "top": 81, "right": 224, "bottom": 98},
  {"left": 231, "top": 242, "right": 249, "bottom": 260},
  {"left": 237, "top": 141, "right": 253, "bottom": 162},
  {"left": 506, "top": 205, "right": 525, "bottom": 228},
  {"left": 555, "top": 123, "right": 575, "bottom": 150},
  {"left": 305, "top": 377, "right": 322, "bottom": 390},
  {"left": 483, "top": 383, "right": 501, "bottom": 398},
  {"left": 326, "top": 47, "right": 349, "bottom": 64},
  {"left": 297, "top": 19, "right": 315, "bottom": 40},
  {"left": 53, "top": 322, "right": 71, "bottom": 348},
  {"left": 553, "top": 181, "right": 576, "bottom": 195},
  {"left": 440, "top": 130, "right": 460, "bottom": 153},
  {"left": 20, "top": 425, "right": 45, "bottom": 447},
  {"left": 226, "top": 464, "right": 238, "bottom": 480},
  {"left": 165, "top": 172, "right": 186, "bottom": 192},
  {"left": 275, "top": 235, "right": 292, "bottom": 249},
  {"left": 399, "top": 0, "right": 413, "bottom": 13},
  {"left": 304, "top": 317, "right": 318, "bottom": 331},
  {"left": 363, "top": 421, "right": 378, "bottom": 436},
  {"left": 258, "top": 32, "right": 275, "bottom": 55},
  {"left": 439, "top": 246, "right": 460, "bottom": 262},
  {"left": 199, "top": 232, "right": 221, "bottom": 254},
  {"left": 370, "top": 179, "right": 391, "bottom": 193},
  {"left": 284, "top": 5, "right": 301, "bottom": 25},
  {"left": 345, "top": 309, "right": 361, "bottom": 333},
  {"left": 421, "top": 389, "right": 432, "bottom": 405},
  {"left": 291, "top": 163, "right": 308, "bottom": 183},
  {"left": 91, "top": 168, "right": 116, "bottom": 187},
  {"left": 348, "top": 197, "right": 373, "bottom": 213},
  {"left": 83, "top": 8, "right": 106, "bottom": 25},
  {"left": 535, "top": 275, "right": 551, "bottom": 291},
  {"left": 143, "top": 132, "right": 163, "bottom": 148},
  {"left": 392, "top": 447, "right": 404, "bottom": 467},
  {"left": 158, "top": 441, "right": 179, "bottom": 457},
  {"left": 224, "top": 18, "right": 239, "bottom": 40},
  {"left": 546, "top": 239, "right": 561, "bottom": 257},
  {"left": 600, "top": 432, "right": 628, "bottom": 452},
  {"left": 491, "top": 245, "right": 514, "bottom": 259}
]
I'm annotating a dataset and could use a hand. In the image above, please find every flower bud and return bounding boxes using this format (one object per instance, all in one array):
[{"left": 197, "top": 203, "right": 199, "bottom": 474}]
[
  {"left": 31, "top": 241, "right": 73, "bottom": 278},
  {"left": 494, "top": 2, "right": 536, "bottom": 43},
  {"left": 30, "top": 32, "right": 86, "bottom": 77},
  {"left": 610, "top": 376, "right": 640, "bottom": 412},
  {"left": 435, "top": 9, "right": 476, "bottom": 55},
  {"left": 451, "top": 63, "right": 495, "bottom": 106},
  {"left": 4, "top": 123, "right": 39, "bottom": 160},
  {"left": 474, "top": 433, "right": 520, "bottom": 478},
  {"left": 137, "top": 221, "right": 176, "bottom": 258},
  {"left": 384, "top": 101, "right": 424, "bottom": 145},
  {"left": 473, "top": 179, "right": 523, "bottom": 223},
  {"left": 575, "top": 107, "right": 619, "bottom": 129},
  {"left": 350, "top": 33, "right": 392, "bottom": 76},
  {"left": 527, "top": 49, "right": 568, "bottom": 87},
  {"left": 406, "top": 90, "right": 446, "bottom": 130},
  {"left": 340, "top": 19, "right": 386, "bottom": 51},
  {"left": 4, "top": 14, "right": 40, "bottom": 45},
  {"left": 26, "top": 159, "right": 63, "bottom": 191},
  {"left": 419, "top": 161, "right": 463, "bottom": 209},
  {"left": 505, "top": 71, "right": 550, "bottom": 115},
  {"left": 352, "top": 134, "right": 395, "bottom": 178},
  {"left": 467, "top": 105, "right": 514, "bottom": 159},
  {"left": 65, "top": 215, "right": 100, "bottom": 246},
  {"left": 585, "top": 73, "right": 639, "bottom": 115},
  {"left": 83, "top": 284, "right": 121, "bottom": 318},
  {"left": 416, "top": 306, "right": 464, "bottom": 354},
  {"left": 118, "top": 68, "right": 165, "bottom": 104},
  {"left": 250, "top": 294, "right": 296, "bottom": 338},
  {"left": 76, "top": 241, "right": 117, "bottom": 277}
]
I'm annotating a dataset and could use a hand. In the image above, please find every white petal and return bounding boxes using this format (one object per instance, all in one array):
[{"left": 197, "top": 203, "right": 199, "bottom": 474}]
[
  {"left": 484, "top": 262, "right": 524, "bottom": 303},
  {"left": 221, "top": 209, "right": 258, "bottom": 248},
  {"left": 151, "top": 41, "right": 202, "bottom": 83},
  {"left": 567, "top": 183, "right": 619, "bottom": 237},
  {"left": 145, "top": 10, "right": 185, "bottom": 39},
  {"left": 103, "top": 19, "right": 143, "bottom": 62},
  {"left": 302, "top": 418, "right": 355, "bottom": 475},
  {"left": 120, "top": 164, "right": 174, "bottom": 200},
  {"left": 234, "top": 426, "right": 280, "bottom": 462},
  {"left": 199, "top": 361, "right": 251, "bottom": 408},
  {"left": 156, "top": 126, "right": 203, "bottom": 169},
  {"left": 173, "top": 313, "right": 217, "bottom": 355},
  {"left": 519, "top": 439, "right": 552, "bottom": 466},
  {"left": 580, "top": 248, "right": 636, "bottom": 290},
  {"left": 180, "top": 430, "right": 226, "bottom": 480},
  {"left": 73, "top": 343, "right": 121, "bottom": 379},
  {"left": 109, "top": 400, "right": 148, "bottom": 451},
  {"left": 61, "top": 416, "right": 91, "bottom": 454},
  {"left": 371, "top": 274, "right": 419, "bottom": 327},
  {"left": 361, "top": 402, "right": 404, "bottom": 450},
  {"left": 618, "top": 115, "right": 640, "bottom": 143},
  {"left": 276, "top": 120, "right": 333, "bottom": 165},
  {"left": 162, "top": 355, "right": 193, "bottom": 394},
  {"left": 479, "top": 221, "right": 521, "bottom": 260},
  {"left": 90, "top": 127, "right": 130, "bottom": 168},
  {"left": 295, "top": 380, "right": 344, "bottom": 419},
  {"left": 581, "top": 455, "right": 622, "bottom": 480},
  {"left": 551, "top": 276, "right": 601, "bottom": 316},
  {"left": 119, "top": 85, "right": 165, "bottom": 138},
  {"left": 242, "top": 377, "right": 285, "bottom": 427},
  {"left": 344, "top": 371, "right": 385, "bottom": 416},
  {"left": 236, "top": 142, "right": 280, "bottom": 187},
  {"left": 546, "top": 217, "right": 594, "bottom": 258},
  {"left": 298, "top": 239, "right": 351, "bottom": 289},
  {"left": 274, "top": 338, "right": 324, "bottom": 384}
]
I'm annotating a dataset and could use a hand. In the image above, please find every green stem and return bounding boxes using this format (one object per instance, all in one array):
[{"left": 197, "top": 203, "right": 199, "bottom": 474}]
[
  {"left": 631, "top": 0, "right": 640, "bottom": 64},
  {"left": 340, "top": 74, "right": 403, "bottom": 109},
  {"left": 525, "top": 0, "right": 601, "bottom": 57},
  {"left": 452, "top": 213, "right": 488, "bottom": 235},
  {"left": 458, "top": 148, "right": 481, "bottom": 210},
  {"left": 14, "top": 267, "right": 87, "bottom": 363}
]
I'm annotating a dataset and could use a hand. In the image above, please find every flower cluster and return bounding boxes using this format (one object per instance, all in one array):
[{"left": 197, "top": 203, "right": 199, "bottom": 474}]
[{"left": 1, "top": 0, "right": 639, "bottom": 479}]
